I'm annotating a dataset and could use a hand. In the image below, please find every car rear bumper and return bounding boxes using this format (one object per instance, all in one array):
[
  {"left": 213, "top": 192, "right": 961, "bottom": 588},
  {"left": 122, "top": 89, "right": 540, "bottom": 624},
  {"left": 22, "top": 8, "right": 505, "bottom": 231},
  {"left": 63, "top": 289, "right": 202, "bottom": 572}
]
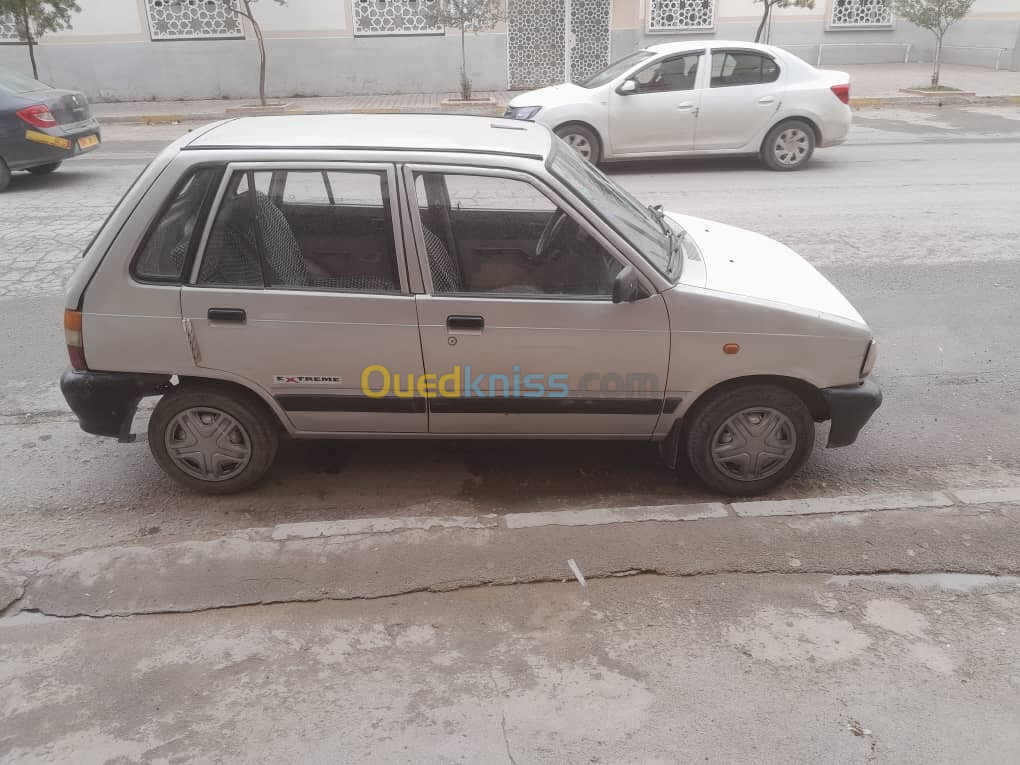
[
  {"left": 7, "top": 119, "right": 102, "bottom": 170},
  {"left": 60, "top": 368, "right": 170, "bottom": 442},
  {"left": 821, "top": 378, "right": 882, "bottom": 448}
]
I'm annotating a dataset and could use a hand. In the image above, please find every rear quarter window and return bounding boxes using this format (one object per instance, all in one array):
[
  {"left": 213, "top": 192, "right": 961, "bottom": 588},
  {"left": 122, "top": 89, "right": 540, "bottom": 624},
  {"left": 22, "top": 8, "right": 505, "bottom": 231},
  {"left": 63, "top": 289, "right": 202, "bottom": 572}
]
[{"left": 131, "top": 166, "right": 222, "bottom": 283}]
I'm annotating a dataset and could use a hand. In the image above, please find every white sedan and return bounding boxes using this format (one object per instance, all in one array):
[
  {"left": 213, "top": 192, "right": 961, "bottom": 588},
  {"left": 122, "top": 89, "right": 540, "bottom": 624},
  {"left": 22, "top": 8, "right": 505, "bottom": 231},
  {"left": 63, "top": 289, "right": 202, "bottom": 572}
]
[{"left": 505, "top": 41, "right": 851, "bottom": 171}]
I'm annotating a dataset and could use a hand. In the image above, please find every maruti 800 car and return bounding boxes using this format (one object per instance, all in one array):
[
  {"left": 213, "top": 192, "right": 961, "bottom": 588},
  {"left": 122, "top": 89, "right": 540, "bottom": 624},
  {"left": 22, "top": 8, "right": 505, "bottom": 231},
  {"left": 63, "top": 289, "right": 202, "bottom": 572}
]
[{"left": 60, "top": 115, "right": 881, "bottom": 496}]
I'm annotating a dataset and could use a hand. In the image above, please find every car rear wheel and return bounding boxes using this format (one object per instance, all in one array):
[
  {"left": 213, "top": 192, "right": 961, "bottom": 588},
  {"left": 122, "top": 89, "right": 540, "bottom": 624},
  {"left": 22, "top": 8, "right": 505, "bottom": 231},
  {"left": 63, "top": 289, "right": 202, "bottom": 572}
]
[
  {"left": 0, "top": 159, "right": 10, "bottom": 192},
  {"left": 683, "top": 384, "right": 815, "bottom": 496},
  {"left": 554, "top": 124, "right": 602, "bottom": 164},
  {"left": 148, "top": 385, "right": 279, "bottom": 494},
  {"left": 27, "top": 162, "right": 62, "bottom": 175},
  {"left": 761, "top": 120, "right": 815, "bottom": 171}
]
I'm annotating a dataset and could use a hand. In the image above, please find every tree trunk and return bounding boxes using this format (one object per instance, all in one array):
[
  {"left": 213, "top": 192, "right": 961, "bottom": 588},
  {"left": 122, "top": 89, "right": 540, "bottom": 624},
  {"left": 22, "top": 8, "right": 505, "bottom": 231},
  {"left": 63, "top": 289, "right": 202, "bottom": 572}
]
[
  {"left": 22, "top": 11, "right": 38, "bottom": 79},
  {"left": 245, "top": 1, "right": 268, "bottom": 106},
  {"left": 754, "top": 3, "right": 770, "bottom": 44},
  {"left": 460, "top": 25, "right": 470, "bottom": 100},
  {"left": 932, "top": 31, "right": 942, "bottom": 89}
]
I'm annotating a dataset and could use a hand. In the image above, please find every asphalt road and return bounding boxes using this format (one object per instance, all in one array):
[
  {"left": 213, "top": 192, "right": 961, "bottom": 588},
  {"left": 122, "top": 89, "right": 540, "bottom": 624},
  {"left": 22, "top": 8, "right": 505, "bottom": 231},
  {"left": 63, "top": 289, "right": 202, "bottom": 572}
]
[{"left": 1, "top": 104, "right": 1019, "bottom": 555}]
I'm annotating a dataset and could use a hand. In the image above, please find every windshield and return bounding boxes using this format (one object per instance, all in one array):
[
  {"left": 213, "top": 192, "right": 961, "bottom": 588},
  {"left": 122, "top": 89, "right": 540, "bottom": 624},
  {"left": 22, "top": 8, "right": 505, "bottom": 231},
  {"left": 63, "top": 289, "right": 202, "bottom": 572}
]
[
  {"left": 581, "top": 50, "right": 655, "bottom": 89},
  {"left": 0, "top": 68, "right": 49, "bottom": 94},
  {"left": 547, "top": 142, "right": 678, "bottom": 281}
]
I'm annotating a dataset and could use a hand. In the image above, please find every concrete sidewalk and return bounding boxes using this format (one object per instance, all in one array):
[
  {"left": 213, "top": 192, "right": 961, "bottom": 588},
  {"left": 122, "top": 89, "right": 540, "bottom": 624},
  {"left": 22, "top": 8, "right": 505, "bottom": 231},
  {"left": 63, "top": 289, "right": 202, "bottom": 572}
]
[{"left": 90, "top": 63, "right": 1020, "bottom": 124}]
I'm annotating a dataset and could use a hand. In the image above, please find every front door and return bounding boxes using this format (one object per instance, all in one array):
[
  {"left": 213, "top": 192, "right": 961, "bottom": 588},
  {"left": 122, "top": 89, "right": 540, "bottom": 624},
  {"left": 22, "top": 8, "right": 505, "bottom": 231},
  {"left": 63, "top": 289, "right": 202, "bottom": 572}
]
[
  {"left": 695, "top": 49, "right": 784, "bottom": 151},
  {"left": 608, "top": 52, "right": 704, "bottom": 156},
  {"left": 181, "top": 163, "right": 427, "bottom": 434},
  {"left": 404, "top": 166, "right": 670, "bottom": 436},
  {"left": 507, "top": 0, "right": 612, "bottom": 89}
]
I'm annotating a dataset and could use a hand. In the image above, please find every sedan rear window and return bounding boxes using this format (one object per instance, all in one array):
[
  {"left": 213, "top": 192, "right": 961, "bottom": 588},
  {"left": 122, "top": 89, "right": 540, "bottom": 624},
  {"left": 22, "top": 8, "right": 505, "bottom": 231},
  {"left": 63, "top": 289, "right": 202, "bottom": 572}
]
[
  {"left": 0, "top": 69, "right": 49, "bottom": 94},
  {"left": 710, "top": 52, "right": 779, "bottom": 87}
]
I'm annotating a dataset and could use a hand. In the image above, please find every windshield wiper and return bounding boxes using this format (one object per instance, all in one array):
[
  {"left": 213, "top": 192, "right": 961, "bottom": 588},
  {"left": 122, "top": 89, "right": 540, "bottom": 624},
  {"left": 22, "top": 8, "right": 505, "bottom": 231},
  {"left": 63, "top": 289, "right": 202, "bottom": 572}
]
[{"left": 648, "top": 204, "right": 669, "bottom": 235}]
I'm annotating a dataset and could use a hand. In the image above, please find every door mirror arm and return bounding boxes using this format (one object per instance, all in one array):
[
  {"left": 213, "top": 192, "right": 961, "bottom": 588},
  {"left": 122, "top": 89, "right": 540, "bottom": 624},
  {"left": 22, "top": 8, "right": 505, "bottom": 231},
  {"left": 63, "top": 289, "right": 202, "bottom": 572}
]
[
  {"left": 616, "top": 79, "right": 637, "bottom": 96},
  {"left": 612, "top": 265, "right": 649, "bottom": 304}
]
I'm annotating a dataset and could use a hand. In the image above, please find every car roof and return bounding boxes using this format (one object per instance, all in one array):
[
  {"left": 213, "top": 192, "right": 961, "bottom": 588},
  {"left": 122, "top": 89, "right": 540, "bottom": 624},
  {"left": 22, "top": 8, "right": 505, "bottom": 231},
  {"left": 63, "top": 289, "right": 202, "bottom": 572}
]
[
  {"left": 185, "top": 114, "right": 553, "bottom": 158},
  {"left": 646, "top": 39, "right": 784, "bottom": 56}
]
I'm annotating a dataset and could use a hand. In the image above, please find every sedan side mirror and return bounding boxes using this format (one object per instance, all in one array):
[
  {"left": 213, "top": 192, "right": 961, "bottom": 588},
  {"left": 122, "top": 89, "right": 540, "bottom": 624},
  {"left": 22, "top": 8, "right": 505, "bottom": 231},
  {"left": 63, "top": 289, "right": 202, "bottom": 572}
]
[
  {"left": 617, "top": 79, "right": 637, "bottom": 95},
  {"left": 612, "top": 265, "right": 649, "bottom": 303}
]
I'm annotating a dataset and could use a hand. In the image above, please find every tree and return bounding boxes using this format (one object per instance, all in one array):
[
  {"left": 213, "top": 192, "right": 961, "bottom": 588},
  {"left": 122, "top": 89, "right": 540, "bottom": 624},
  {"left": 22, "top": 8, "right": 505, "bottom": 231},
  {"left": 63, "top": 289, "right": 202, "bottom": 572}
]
[
  {"left": 223, "top": 0, "right": 286, "bottom": 107},
  {"left": 895, "top": 0, "right": 975, "bottom": 89},
  {"left": 752, "top": 0, "right": 815, "bottom": 44},
  {"left": 424, "top": 0, "right": 503, "bottom": 101},
  {"left": 0, "top": 0, "right": 79, "bottom": 79}
]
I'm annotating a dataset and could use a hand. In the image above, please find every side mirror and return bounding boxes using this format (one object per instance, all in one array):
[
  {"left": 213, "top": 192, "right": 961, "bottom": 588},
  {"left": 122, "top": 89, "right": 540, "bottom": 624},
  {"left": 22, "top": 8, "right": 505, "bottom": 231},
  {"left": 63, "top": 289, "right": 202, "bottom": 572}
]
[
  {"left": 617, "top": 79, "right": 637, "bottom": 95},
  {"left": 612, "top": 265, "right": 648, "bottom": 304}
]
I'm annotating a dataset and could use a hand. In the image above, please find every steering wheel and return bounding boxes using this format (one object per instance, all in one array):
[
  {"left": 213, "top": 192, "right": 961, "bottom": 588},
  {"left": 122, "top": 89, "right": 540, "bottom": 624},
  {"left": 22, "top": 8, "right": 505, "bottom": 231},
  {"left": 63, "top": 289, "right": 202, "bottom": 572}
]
[{"left": 534, "top": 209, "right": 570, "bottom": 260}]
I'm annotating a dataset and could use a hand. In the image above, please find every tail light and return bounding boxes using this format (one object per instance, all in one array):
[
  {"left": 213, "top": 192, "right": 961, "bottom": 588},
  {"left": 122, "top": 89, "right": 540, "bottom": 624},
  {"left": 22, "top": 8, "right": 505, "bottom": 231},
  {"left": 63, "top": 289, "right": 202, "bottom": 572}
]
[
  {"left": 17, "top": 104, "right": 58, "bottom": 128},
  {"left": 830, "top": 83, "right": 850, "bottom": 105},
  {"left": 64, "top": 309, "right": 87, "bottom": 370}
]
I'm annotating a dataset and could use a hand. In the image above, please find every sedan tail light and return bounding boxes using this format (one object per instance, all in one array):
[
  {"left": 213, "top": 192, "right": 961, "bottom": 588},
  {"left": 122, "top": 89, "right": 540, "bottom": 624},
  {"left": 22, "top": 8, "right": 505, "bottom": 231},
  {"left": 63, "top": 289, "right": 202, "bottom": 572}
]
[
  {"left": 64, "top": 309, "right": 87, "bottom": 370},
  {"left": 830, "top": 83, "right": 850, "bottom": 105},
  {"left": 17, "top": 104, "right": 58, "bottom": 128}
]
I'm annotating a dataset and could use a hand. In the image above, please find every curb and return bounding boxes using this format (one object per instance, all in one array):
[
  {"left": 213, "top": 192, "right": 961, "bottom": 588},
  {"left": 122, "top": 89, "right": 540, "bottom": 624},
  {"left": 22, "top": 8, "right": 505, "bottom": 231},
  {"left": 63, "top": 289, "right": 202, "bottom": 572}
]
[{"left": 94, "top": 94, "right": 1020, "bottom": 124}]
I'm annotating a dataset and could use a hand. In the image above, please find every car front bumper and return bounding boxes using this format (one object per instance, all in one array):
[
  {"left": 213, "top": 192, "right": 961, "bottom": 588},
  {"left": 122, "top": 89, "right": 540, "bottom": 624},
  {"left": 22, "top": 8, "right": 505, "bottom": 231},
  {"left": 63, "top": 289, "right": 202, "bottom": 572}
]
[
  {"left": 8, "top": 118, "right": 102, "bottom": 171},
  {"left": 821, "top": 378, "right": 882, "bottom": 448},
  {"left": 60, "top": 368, "right": 171, "bottom": 442}
]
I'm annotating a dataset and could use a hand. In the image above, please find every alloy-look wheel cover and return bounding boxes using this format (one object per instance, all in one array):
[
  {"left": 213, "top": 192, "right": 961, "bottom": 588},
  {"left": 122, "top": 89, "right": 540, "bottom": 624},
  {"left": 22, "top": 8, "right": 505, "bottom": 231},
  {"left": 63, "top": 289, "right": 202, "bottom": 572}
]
[
  {"left": 165, "top": 407, "right": 252, "bottom": 482},
  {"left": 773, "top": 127, "right": 810, "bottom": 166},
  {"left": 710, "top": 407, "right": 798, "bottom": 482},
  {"left": 562, "top": 132, "right": 593, "bottom": 160}
]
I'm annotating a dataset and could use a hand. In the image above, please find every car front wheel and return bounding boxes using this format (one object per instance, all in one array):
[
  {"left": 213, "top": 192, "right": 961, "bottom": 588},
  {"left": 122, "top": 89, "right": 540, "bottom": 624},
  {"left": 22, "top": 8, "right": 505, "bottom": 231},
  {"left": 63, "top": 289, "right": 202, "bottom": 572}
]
[
  {"left": 683, "top": 384, "right": 815, "bottom": 496},
  {"left": 27, "top": 162, "right": 62, "bottom": 175},
  {"left": 554, "top": 124, "right": 602, "bottom": 164},
  {"left": 148, "top": 385, "right": 279, "bottom": 494},
  {"left": 0, "top": 158, "right": 10, "bottom": 192},
  {"left": 761, "top": 120, "right": 816, "bottom": 171}
]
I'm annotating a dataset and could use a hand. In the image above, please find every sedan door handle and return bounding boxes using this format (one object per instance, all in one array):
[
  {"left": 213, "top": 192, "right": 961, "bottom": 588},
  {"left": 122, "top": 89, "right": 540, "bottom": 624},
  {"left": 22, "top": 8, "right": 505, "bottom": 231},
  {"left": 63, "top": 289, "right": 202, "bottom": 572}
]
[
  {"left": 207, "top": 307, "right": 246, "bottom": 323},
  {"left": 758, "top": 96, "right": 777, "bottom": 104},
  {"left": 676, "top": 102, "right": 696, "bottom": 110},
  {"left": 447, "top": 315, "right": 483, "bottom": 333}
]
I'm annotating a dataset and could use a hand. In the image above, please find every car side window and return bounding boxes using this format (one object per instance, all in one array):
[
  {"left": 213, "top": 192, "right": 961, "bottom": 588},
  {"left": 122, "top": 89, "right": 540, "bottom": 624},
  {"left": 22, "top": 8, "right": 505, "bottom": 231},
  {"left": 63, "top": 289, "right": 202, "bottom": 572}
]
[
  {"left": 710, "top": 52, "right": 779, "bottom": 87},
  {"left": 632, "top": 53, "right": 701, "bottom": 94},
  {"left": 197, "top": 168, "right": 401, "bottom": 292},
  {"left": 414, "top": 172, "right": 623, "bottom": 298},
  {"left": 131, "top": 166, "right": 220, "bottom": 282}
]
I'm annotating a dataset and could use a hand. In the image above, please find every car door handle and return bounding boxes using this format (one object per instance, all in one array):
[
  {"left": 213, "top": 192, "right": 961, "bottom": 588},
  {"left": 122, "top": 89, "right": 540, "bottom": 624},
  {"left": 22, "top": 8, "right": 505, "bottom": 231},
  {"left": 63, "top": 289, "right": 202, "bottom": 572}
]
[
  {"left": 758, "top": 96, "right": 776, "bottom": 104},
  {"left": 207, "top": 308, "right": 246, "bottom": 323},
  {"left": 447, "top": 315, "right": 483, "bottom": 333},
  {"left": 676, "top": 102, "right": 696, "bottom": 110}
]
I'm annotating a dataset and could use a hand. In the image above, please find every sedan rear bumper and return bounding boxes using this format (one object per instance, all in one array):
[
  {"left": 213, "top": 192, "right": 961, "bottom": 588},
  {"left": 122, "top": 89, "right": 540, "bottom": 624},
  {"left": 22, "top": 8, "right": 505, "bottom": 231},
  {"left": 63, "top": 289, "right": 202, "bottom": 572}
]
[
  {"left": 60, "top": 368, "right": 170, "bottom": 442},
  {"left": 6, "top": 120, "right": 102, "bottom": 170},
  {"left": 821, "top": 378, "right": 882, "bottom": 448}
]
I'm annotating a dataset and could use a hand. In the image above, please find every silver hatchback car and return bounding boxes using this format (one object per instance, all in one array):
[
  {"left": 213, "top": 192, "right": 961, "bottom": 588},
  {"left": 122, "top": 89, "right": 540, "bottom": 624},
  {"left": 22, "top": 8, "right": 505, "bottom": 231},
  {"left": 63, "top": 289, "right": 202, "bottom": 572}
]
[{"left": 61, "top": 115, "right": 880, "bottom": 496}]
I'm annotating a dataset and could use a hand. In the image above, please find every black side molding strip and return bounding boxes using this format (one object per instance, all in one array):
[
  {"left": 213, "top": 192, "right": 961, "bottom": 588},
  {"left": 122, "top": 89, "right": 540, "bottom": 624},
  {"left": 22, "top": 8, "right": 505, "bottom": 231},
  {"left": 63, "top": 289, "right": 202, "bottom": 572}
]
[
  {"left": 429, "top": 397, "right": 662, "bottom": 415},
  {"left": 276, "top": 395, "right": 427, "bottom": 414}
]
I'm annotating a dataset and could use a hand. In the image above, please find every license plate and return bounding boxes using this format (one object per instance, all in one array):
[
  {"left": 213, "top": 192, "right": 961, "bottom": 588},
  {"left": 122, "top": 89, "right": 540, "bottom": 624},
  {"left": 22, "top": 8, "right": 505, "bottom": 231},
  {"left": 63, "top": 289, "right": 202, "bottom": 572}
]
[{"left": 78, "top": 134, "right": 99, "bottom": 150}]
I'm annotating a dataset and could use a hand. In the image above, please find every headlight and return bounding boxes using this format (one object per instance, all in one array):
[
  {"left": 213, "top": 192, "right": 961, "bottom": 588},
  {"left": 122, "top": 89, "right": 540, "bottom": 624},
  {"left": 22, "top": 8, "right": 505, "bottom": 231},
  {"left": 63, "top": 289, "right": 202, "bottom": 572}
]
[
  {"left": 506, "top": 105, "right": 542, "bottom": 121},
  {"left": 860, "top": 340, "right": 877, "bottom": 378}
]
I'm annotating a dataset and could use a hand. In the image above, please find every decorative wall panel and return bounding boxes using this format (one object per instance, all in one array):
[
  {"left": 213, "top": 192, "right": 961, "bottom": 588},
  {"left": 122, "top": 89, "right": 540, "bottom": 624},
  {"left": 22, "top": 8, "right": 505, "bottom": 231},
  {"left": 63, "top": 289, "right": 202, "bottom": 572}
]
[
  {"left": 507, "top": 0, "right": 566, "bottom": 89},
  {"left": 145, "top": 0, "right": 244, "bottom": 40},
  {"left": 829, "top": 0, "right": 893, "bottom": 27},
  {"left": 353, "top": 0, "right": 443, "bottom": 36},
  {"left": 1, "top": 16, "right": 20, "bottom": 41},
  {"left": 647, "top": 0, "right": 715, "bottom": 32},
  {"left": 569, "top": 0, "right": 611, "bottom": 84}
]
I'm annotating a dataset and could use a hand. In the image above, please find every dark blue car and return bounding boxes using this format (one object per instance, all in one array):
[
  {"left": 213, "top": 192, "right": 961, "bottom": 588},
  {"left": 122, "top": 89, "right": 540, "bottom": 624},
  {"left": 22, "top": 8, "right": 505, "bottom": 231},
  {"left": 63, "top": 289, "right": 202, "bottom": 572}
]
[{"left": 0, "top": 67, "right": 101, "bottom": 191}]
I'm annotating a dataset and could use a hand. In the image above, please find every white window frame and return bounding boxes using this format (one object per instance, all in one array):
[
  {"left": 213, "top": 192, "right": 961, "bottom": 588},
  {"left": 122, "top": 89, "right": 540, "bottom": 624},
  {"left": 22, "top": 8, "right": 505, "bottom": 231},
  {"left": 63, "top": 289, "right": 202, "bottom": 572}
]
[
  {"left": 351, "top": 0, "right": 445, "bottom": 38},
  {"left": 644, "top": 0, "right": 717, "bottom": 35},
  {"left": 826, "top": 0, "right": 895, "bottom": 31}
]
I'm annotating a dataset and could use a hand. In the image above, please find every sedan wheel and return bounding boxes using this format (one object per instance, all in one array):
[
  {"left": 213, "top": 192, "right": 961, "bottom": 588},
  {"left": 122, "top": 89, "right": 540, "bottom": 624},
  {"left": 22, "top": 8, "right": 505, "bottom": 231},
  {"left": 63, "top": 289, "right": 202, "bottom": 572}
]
[
  {"left": 762, "top": 120, "right": 816, "bottom": 171},
  {"left": 164, "top": 408, "right": 253, "bottom": 482},
  {"left": 554, "top": 125, "right": 601, "bottom": 164},
  {"left": 711, "top": 407, "right": 797, "bottom": 482}
]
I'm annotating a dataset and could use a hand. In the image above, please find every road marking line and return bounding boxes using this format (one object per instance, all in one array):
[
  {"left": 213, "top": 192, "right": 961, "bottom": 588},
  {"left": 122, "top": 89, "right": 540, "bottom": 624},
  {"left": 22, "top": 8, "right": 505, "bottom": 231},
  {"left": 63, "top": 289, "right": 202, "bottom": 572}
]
[
  {"left": 950, "top": 486, "right": 1020, "bottom": 505},
  {"left": 503, "top": 503, "right": 728, "bottom": 530},
  {"left": 730, "top": 491, "right": 954, "bottom": 518},
  {"left": 271, "top": 515, "right": 498, "bottom": 540}
]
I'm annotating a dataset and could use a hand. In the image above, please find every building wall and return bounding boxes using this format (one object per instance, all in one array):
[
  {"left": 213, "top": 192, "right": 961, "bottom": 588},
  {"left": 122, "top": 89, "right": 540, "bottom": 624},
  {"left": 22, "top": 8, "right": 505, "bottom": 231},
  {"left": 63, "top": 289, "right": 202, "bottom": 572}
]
[{"left": 1, "top": 0, "right": 1018, "bottom": 101}]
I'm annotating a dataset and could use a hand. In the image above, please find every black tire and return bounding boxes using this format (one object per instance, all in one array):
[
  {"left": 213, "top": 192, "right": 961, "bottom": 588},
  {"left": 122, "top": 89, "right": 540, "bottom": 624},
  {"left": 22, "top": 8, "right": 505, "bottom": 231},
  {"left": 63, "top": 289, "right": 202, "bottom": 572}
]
[
  {"left": 0, "top": 158, "right": 10, "bottom": 192},
  {"left": 554, "top": 123, "right": 602, "bottom": 164},
  {"left": 27, "top": 161, "right": 62, "bottom": 175},
  {"left": 683, "top": 384, "right": 815, "bottom": 496},
  {"left": 761, "top": 119, "right": 816, "bottom": 171},
  {"left": 148, "top": 385, "right": 279, "bottom": 495}
]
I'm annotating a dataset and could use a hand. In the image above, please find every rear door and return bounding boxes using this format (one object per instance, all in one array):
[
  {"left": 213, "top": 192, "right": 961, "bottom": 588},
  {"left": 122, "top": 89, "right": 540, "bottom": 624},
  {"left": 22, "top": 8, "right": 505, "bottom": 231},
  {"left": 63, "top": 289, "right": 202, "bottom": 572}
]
[
  {"left": 404, "top": 165, "right": 670, "bottom": 437},
  {"left": 695, "top": 49, "right": 783, "bottom": 151},
  {"left": 181, "top": 162, "right": 427, "bottom": 434}
]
